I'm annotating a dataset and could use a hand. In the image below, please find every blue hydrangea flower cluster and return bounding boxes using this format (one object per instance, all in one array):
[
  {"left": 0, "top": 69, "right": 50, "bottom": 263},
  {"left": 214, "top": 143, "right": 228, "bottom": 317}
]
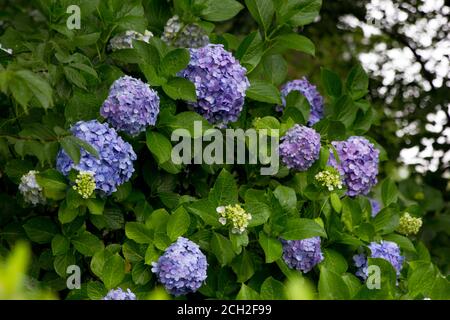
[
  {"left": 18, "top": 170, "right": 45, "bottom": 205},
  {"left": 102, "top": 288, "right": 136, "bottom": 300},
  {"left": 101, "top": 76, "right": 160, "bottom": 136},
  {"left": 179, "top": 44, "right": 250, "bottom": 127},
  {"left": 161, "top": 15, "right": 209, "bottom": 49},
  {"left": 56, "top": 120, "right": 136, "bottom": 195},
  {"left": 369, "top": 198, "right": 381, "bottom": 217},
  {"left": 281, "top": 237, "right": 324, "bottom": 273},
  {"left": 353, "top": 241, "right": 404, "bottom": 280},
  {"left": 328, "top": 136, "right": 379, "bottom": 197},
  {"left": 278, "top": 77, "right": 325, "bottom": 126},
  {"left": 151, "top": 237, "right": 208, "bottom": 296},
  {"left": 279, "top": 124, "right": 321, "bottom": 171}
]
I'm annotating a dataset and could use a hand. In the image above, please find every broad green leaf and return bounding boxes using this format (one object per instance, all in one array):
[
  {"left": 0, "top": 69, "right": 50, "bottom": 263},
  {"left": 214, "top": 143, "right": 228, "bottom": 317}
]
[
  {"left": 166, "top": 206, "right": 191, "bottom": 241},
  {"left": 200, "top": 0, "right": 244, "bottom": 21},
  {"left": 246, "top": 79, "right": 281, "bottom": 104},
  {"left": 318, "top": 267, "right": 349, "bottom": 299},
  {"left": 260, "top": 277, "right": 285, "bottom": 299},
  {"left": 210, "top": 232, "right": 236, "bottom": 266},
  {"left": 160, "top": 48, "right": 190, "bottom": 76},
  {"left": 132, "top": 261, "right": 152, "bottom": 285},
  {"left": 209, "top": 169, "right": 238, "bottom": 206},
  {"left": 321, "top": 68, "right": 342, "bottom": 97},
  {"left": 102, "top": 254, "right": 125, "bottom": 289},
  {"left": 236, "top": 284, "right": 260, "bottom": 300},
  {"left": 231, "top": 250, "right": 255, "bottom": 283},
  {"left": 71, "top": 232, "right": 104, "bottom": 256},
  {"left": 146, "top": 130, "right": 172, "bottom": 164},
  {"left": 23, "top": 217, "right": 58, "bottom": 244},
  {"left": 280, "top": 218, "right": 327, "bottom": 240},
  {"left": 245, "top": 0, "right": 274, "bottom": 32},
  {"left": 162, "top": 77, "right": 197, "bottom": 101},
  {"left": 258, "top": 232, "right": 282, "bottom": 263},
  {"left": 381, "top": 178, "right": 398, "bottom": 207},
  {"left": 274, "top": 33, "right": 315, "bottom": 56},
  {"left": 346, "top": 64, "right": 369, "bottom": 100},
  {"left": 125, "top": 222, "right": 153, "bottom": 244},
  {"left": 51, "top": 234, "right": 70, "bottom": 256}
]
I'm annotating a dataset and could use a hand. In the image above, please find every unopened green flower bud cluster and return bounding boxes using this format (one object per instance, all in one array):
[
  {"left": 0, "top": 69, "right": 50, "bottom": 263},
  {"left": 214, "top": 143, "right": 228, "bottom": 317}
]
[
  {"left": 217, "top": 204, "right": 252, "bottom": 234},
  {"left": 73, "top": 171, "right": 96, "bottom": 199},
  {"left": 397, "top": 212, "right": 422, "bottom": 235},
  {"left": 315, "top": 167, "right": 343, "bottom": 191}
]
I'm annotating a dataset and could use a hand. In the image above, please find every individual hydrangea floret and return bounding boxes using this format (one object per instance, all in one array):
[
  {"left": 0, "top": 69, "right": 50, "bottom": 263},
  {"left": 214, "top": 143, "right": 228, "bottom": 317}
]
[
  {"left": 397, "top": 212, "right": 423, "bottom": 236},
  {"left": 18, "top": 170, "right": 45, "bottom": 205},
  {"left": 315, "top": 167, "right": 343, "bottom": 191},
  {"left": 151, "top": 237, "right": 207, "bottom": 296},
  {"left": 281, "top": 237, "right": 324, "bottom": 273},
  {"left": 162, "top": 15, "right": 209, "bottom": 48},
  {"left": 216, "top": 204, "right": 252, "bottom": 234},
  {"left": 179, "top": 44, "right": 250, "bottom": 127},
  {"left": 280, "top": 124, "right": 321, "bottom": 171},
  {"left": 369, "top": 198, "right": 381, "bottom": 217},
  {"left": 73, "top": 171, "right": 96, "bottom": 199},
  {"left": 101, "top": 76, "right": 160, "bottom": 136},
  {"left": 353, "top": 241, "right": 404, "bottom": 280},
  {"left": 278, "top": 77, "right": 324, "bottom": 126},
  {"left": 328, "top": 136, "right": 379, "bottom": 197},
  {"left": 56, "top": 120, "right": 136, "bottom": 195},
  {"left": 108, "top": 30, "right": 153, "bottom": 51},
  {"left": 102, "top": 288, "right": 136, "bottom": 300}
]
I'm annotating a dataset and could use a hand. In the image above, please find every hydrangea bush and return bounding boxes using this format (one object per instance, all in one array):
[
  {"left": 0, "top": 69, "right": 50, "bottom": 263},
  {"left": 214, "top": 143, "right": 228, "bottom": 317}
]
[{"left": 0, "top": 0, "right": 448, "bottom": 301}]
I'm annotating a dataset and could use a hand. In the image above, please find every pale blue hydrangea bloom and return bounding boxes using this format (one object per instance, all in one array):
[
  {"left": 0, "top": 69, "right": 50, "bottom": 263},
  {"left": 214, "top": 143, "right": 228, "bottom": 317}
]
[
  {"left": 103, "top": 288, "right": 136, "bottom": 300},
  {"left": 18, "top": 170, "right": 45, "bottom": 205},
  {"left": 281, "top": 237, "right": 324, "bottom": 273}
]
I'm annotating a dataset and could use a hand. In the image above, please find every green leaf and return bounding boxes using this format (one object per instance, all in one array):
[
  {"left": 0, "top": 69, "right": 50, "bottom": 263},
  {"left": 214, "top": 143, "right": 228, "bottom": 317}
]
[
  {"left": 383, "top": 234, "right": 416, "bottom": 253},
  {"left": 58, "top": 200, "right": 81, "bottom": 224},
  {"left": 246, "top": 79, "right": 281, "bottom": 104},
  {"left": 90, "top": 249, "right": 112, "bottom": 279},
  {"left": 200, "top": 0, "right": 244, "bottom": 21},
  {"left": 280, "top": 218, "right": 327, "bottom": 240},
  {"left": 283, "top": 90, "right": 310, "bottom": 125},
  {"left": 372, "top": 207, "right": 400, "bottom": 235},
  {"left": 318, "top": 267, "right": 350, "bottom": 299},
  {"left": 245, "top": 0, "right": 274, "bottom": 32},
  {"left": 331, "top": 95, "right": 358, "bottom": 128},
  {"left": 346, "top": 64, "right": 369, "bottom": 100},
  {"left": 210, "top": 232, "right": 236, "bottom": 266},
  {"left": 231, "top": 250, "right": 255, "bottom": 283},
  {"left": 63, "top": 66, "right": 87, "bottom": 89},
  {"left": 132, "top": 261, "right": 152, "bottom": 285},
  {"left": 86, "top": 198, "right": 105, "bottom": 215},
  {"left": 60, "top": 136, "right": 81, "bottom": 164},
  {"left": 236, "top": 284, "right": 260, "bottom": 299},
  {"left": 54, "top": 251, "right": 76, "bottom": 278},
  {"left": 144, "top": 244, "right": 160, "bottom": 265},
  {"left": 320, "top": 249, "right": 348, "bottom": 274},
  {"left": 330, "top": 193, "right": 342, "bottom": 213},
  {"left": 260, "top": 277, "right": 285, "bottom": 299},
  {"left": 407, "top": 262, "right": 436, "bottom": 298},
  {"left": 122, "top": 240, "right": 145, "bottom": 263},
  {"left": 235, "top": 31, "right": 263, "bottom": 71},
  {"left": 263, "top": 54, "right": 287, "bottom": 86},
  {"left": 186, "top": 199, "right": 222, "bottom": 227},
  {"left": 273, "top": 185, "right": 297, "bottom": 214},
  {"left": 35, "top": 169, "right": 68, "bottom": 200},
  {"left": 125, "top": 222, "right": 153, "bottom": 244},
  {"left": 258, "top": 232, "right": 282, "bottom": 263},
  {"left": 87, "top": 281, "right": 107, "bottom": 300},
  {"left": 71, "top": 232, "right": 104, "bottom": 257},
  {"left": 209, "top": 169, "right": 238, "bottom": 206},
  {"left": 23, "top": 217, "right": 58, "bottom": 244},
  {"left": 162, "top": 77, "right": 197, "bottom": 101},
  {"left": 102, "top": 254, "right": 125, "bottom": 289},
  {"left": 381, "top": 178, "right": 398, "bottom": 207},
  {"left": 166, "top": 206, "right": 191, "bottom": 241},
  {"left": 279, "top": 0, "right": 322, "bottom": 26},
  {"left": 274, "top": 33, "right": 315, "bottom": 56},
  {"left": 65, "top": 90, "right": 102, "bottom": 123},
  {"left": 14, "top": 70, "right": 53, "bottom": 109},
  {"left": 51, "top": 234, "right": 70, "bottom": 256},
  {"left": 146, "top": 130, "right": 172, "bottom": 164},
  {"left": 160, "top": 48, "right": 190, "bottom": 76},
  {"left": 321, "top": 68, "right": 342, "bottom": 97}
]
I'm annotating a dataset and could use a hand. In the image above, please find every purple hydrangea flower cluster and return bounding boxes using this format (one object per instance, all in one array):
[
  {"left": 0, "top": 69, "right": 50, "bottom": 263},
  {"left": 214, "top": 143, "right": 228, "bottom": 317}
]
[
  {"left": 179, "top": 44, "right": 250, "bottom": 127},
  {"left": 101, "top": 76, "right": 160, "bottom": 136},
  {"left": 102, "top": 288, "right": 136, "bottom": 300},
  {"left": 56, "top": 120, "right": 136, "bottom": 195},
  {"left": 151, "top": 237, "right": 208, "bottom": 296},
  {"left": 278, "top": 77, "right": 324, "bottom": 126},
  {"left": 369, "top": 198, "right": 381, "bottom": 217},
  {"left": 328, "top": 136, "right": 379, "bottom": 197},
  {"left": 353, "top": 241, "right": 404, "bottom": 280},
  {"left": 279, "top": 124, "right": 321, "bottom": 171},
  {"left": 281, "top": 237, "right": 324, "bottom": 273}
]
